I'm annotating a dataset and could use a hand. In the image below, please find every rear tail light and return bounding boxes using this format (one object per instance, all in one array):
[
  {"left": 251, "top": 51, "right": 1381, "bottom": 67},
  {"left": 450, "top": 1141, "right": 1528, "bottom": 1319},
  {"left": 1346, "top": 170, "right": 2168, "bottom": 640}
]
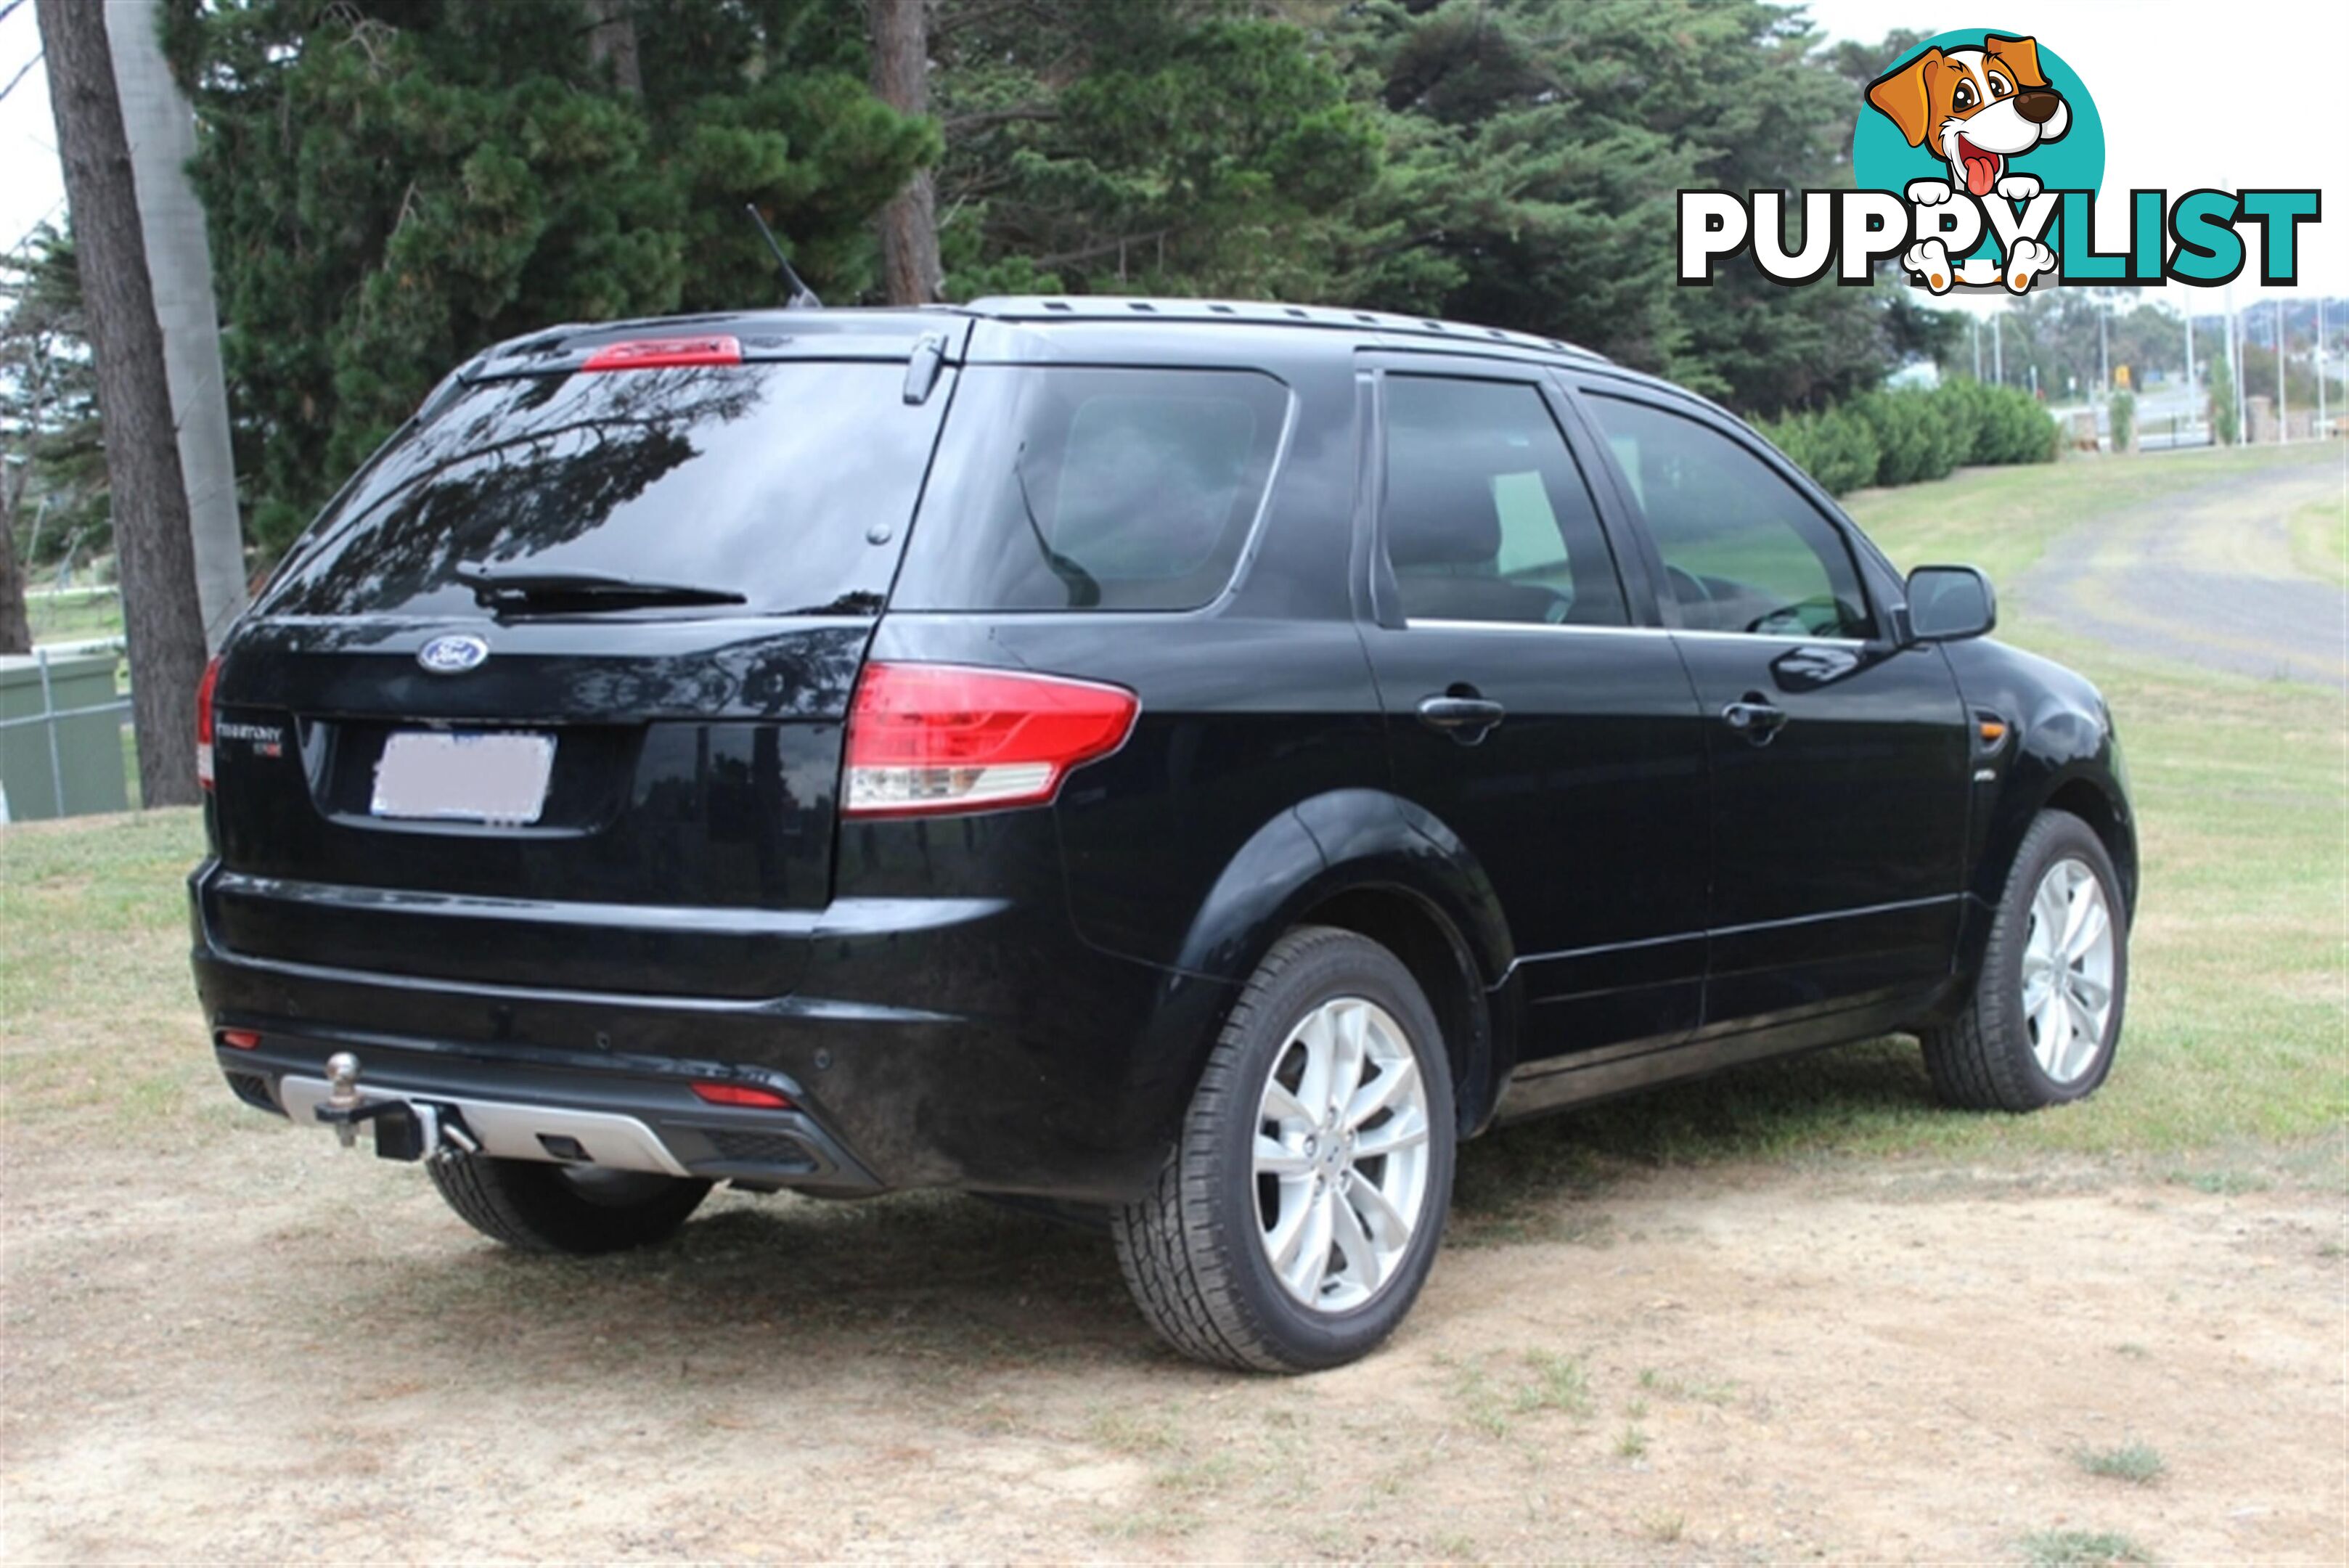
[
  {"left": 581, "top": 335, "right": 742, "bottom": 372},
  {"left": 218, "top": 1029, "right": 261, "bottom": 1050},
  {"left": 195, "top": 655, "right": 221, "bottom": 790},
  {"left": 692, "top": 1082, "right": 793, "bottom": 1109},
  {"left": 842, "top": 662, "right": 1139, "bottom": 818}
]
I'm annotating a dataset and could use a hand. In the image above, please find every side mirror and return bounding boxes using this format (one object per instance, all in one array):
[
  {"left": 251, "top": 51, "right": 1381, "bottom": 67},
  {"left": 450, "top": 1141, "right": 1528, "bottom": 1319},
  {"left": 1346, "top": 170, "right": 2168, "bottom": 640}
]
[{"left": 1904, "top": 565, "right": 1998, "bottom": 642}]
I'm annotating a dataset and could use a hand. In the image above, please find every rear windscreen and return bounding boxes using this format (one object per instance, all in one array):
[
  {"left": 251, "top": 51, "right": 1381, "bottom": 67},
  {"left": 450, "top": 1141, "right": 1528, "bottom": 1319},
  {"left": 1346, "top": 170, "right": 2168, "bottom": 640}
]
[
  {"left": 258, "top": 361, "right": 949, "bottom": 618},
  {"left": 891, "top": 367, "right": 1291, "bottom": 611}
]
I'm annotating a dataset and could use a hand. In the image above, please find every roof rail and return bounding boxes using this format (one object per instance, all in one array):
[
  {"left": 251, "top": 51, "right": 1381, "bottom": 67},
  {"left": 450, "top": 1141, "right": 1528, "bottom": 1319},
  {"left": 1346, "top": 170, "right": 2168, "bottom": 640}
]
[{"left": 961, "top": 295, "right": 1608, "bottom": 364}]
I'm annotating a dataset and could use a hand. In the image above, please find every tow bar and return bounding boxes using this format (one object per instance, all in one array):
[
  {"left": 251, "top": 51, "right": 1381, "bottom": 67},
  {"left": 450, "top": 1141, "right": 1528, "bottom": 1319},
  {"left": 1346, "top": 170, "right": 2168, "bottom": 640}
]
[{"left": 311, "top": 1051, "right": 481, "bottom": 1161}]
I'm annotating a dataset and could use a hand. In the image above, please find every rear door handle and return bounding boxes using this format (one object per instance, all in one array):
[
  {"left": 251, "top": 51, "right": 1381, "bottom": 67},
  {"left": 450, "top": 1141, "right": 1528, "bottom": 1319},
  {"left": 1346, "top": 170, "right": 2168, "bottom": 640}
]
[
  {"left": 1721, "top": 696, "right": 1789, "bottom": 744},
  {"left": 1417, "top": 693, "right": 1506, "bottom": 743}
]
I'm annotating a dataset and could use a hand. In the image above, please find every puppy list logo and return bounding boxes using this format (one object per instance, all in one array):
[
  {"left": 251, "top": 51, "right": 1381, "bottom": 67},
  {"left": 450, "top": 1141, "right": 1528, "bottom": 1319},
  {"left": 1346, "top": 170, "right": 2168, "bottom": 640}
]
[{"left": 1680, "top": 27, "right": 2319, "bottom": 295}]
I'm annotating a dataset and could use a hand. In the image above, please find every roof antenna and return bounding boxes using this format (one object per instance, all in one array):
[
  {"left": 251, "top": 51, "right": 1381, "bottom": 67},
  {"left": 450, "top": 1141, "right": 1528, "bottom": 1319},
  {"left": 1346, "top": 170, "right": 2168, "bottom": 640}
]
[{"left": 743, "top": 203, "right": 822, "bottom": 309}]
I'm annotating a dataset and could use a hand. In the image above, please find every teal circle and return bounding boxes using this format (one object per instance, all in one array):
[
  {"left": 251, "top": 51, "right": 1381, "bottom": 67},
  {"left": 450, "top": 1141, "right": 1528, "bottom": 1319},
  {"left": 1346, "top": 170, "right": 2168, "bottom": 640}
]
[{"left": 1851, "top": 28, "right": 2104, "bottom": 200}]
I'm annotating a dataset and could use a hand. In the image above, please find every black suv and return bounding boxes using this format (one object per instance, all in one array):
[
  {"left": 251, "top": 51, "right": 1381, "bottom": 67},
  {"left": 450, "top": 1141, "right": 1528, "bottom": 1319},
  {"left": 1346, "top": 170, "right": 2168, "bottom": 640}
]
[{"left": 192, "top": 298, "right": 2136, "bottom": 1371}]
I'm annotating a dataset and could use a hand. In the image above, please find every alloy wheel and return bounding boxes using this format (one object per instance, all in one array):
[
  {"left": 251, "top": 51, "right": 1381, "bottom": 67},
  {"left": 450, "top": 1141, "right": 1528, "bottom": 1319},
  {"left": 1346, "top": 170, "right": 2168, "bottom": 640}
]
[
  {"left": 2020, "top": 857, "right": 2117, "bottom": 1084},
  {"left": 1251, "top": 997, "right": 1434, "bottom": 1312}
]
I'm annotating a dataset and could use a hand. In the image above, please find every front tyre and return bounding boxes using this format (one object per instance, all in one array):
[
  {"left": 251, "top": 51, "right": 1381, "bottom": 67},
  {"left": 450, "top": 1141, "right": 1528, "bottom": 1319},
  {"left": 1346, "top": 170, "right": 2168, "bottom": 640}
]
[
  {"left": 1112, "top": 926, "right": 1458, "bottom": 1372},
  {"left": 426, "top": 1154, "right": 712, "bottom": 1255},
  {"left": 1922, "top": 809, "right": 2129, "bottom": 1111}
]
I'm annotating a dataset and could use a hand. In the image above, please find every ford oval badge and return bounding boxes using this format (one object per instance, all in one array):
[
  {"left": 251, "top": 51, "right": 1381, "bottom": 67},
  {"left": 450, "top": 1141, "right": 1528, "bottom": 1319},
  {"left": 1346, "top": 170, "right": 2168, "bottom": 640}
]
[{"left": 417, "top": 634, "right": 490, "bottom": 674}]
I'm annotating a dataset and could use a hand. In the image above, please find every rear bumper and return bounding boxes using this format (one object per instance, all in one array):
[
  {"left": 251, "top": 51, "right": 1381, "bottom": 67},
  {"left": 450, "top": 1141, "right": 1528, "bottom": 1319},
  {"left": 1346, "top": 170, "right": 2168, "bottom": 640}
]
[
  {"left": 218, "top": 1037, "right": 878, "bottom": 1193},
  {"left": 190, "top": 859, "right": 1235, "bottom": 1204}
]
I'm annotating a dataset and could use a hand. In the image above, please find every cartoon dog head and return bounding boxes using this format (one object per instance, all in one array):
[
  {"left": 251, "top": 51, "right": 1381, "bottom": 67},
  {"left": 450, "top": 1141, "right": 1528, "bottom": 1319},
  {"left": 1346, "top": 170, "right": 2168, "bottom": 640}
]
[{"left": 1867, "top": 35, "right": 2070, "bottom": 197}]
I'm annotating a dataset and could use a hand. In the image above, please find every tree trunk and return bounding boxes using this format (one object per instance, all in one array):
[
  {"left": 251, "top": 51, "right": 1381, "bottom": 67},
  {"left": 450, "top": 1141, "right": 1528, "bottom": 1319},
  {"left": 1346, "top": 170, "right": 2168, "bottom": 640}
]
[
  {"left": 38, "top": 0, "right": 208, "bottom": 807},
  {"left": 585, "top": 0, "right": 642, "bottom": 98},
  {"left": 870, "top": 0, "right": 942, "bottom": 305},
  {"left": 110, "top": 0, "right": 248, "bottom": 650},
  {"left": 0, "top": 488, "right": 30, "bottom": 656}
]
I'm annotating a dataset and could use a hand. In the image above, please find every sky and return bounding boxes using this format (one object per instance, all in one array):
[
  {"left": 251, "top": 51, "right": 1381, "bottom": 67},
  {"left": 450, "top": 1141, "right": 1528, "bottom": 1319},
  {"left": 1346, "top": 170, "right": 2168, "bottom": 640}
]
[{"left": 3, "top": 0, "right": 2344, "bottom": 309}]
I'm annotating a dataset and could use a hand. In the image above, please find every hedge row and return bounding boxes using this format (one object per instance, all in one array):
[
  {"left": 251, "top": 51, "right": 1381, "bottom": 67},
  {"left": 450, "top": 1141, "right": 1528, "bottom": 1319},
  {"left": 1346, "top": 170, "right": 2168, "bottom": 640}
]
[{"left": 1754, "top": 381, "right": 2059, "bottom": 497}]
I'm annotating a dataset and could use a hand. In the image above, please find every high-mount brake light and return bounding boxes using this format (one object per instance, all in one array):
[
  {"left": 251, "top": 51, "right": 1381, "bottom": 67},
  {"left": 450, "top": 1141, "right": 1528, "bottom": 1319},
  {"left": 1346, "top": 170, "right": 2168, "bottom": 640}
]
[
  {"left": 843, "top": 663, "right": 1139, "bottom": 819},
  {"left": 691, "top": 1082, "right": 794, "bottom": 1109},
  {"left": 580, "top": 335, "right": 743, "bottom": 372},
  {"left": 195, "top": 655, "right": 222, "bottom": 790}
]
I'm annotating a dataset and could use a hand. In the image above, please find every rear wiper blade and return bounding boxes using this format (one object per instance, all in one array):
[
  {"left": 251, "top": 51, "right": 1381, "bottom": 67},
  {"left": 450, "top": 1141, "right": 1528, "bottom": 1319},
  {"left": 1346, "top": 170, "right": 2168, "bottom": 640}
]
[{"left": 454, "top": 563, "right": 747, "bottom": 613}]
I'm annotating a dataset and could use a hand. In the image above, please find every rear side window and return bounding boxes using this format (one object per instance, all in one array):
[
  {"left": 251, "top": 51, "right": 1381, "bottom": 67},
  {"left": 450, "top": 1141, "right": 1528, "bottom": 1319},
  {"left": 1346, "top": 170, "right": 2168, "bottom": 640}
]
[
  {"left": 891, "top": 367, "right": 1291, "bottom": 611},
  {"left": 258, "top": 361, "right": 947, "bottom": 619}
]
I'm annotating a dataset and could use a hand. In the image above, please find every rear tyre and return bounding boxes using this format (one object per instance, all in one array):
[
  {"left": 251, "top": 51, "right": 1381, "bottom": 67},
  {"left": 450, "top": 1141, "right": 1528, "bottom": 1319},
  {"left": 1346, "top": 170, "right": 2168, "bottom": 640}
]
[
  {"left": 1921, "top": 809, "right": 2128, "bottom": 1111},
  {"left": 425, "top": 1154, "right": 712, "bottom": 1255},
  {"left": 1112, "top": 926, "right": 1457, "bottom": 1372}
]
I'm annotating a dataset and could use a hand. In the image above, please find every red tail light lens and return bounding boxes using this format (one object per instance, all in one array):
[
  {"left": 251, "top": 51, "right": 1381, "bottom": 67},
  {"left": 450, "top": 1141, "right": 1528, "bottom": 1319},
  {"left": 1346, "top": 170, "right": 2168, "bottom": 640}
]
[
  {"left": 691, "top": 1082, "right": 793, "bottom": 1109},
  {"left": 218, "top": 1029, "right": 261, "bottom": 1050},
  {"left": 195, "top": 655, "right": 222, "bottom": 790},
  {"left": 581, "top": 335, "right": 742, "bottom": 372},
  {"left": 842, "top": 662, "right": 1139, "bottom": 818}
]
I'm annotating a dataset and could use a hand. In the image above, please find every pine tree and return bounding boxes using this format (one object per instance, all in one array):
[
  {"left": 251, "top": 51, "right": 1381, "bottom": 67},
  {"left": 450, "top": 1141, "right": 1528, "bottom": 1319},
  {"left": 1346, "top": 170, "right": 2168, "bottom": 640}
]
[{"left": 162, "top": 0, "right": 937, "bottom": 554}]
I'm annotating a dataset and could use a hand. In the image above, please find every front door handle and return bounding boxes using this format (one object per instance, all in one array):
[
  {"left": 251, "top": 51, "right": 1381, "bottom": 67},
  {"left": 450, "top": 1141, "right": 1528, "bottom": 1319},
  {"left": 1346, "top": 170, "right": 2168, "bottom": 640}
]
[
  {"left": 1721, "top": 695, "right": 1789, "bottom": 744},
  {"left": 1418, "top": 693, "right": 1506, "bottom": 743}
]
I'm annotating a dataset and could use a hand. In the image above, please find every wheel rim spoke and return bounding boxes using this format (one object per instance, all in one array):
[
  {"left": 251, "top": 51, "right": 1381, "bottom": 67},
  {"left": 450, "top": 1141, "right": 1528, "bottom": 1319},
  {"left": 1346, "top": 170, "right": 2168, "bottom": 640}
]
[
  {"left": 1265, "top": 1182, "right": 1315, "bottom": 1271},
  {"left": 1349, "top": 1169, "right": 1413, "bottom": 1245},
  {"left": 1355, "top": 1113, "right": 1429, "bottom": 1160},
  {"left": 1262, "top": 1078, "right": 1312, "bottom": 1127},
  {"left": 1330, "top": 1188, "right": 1382, "bottom": 1294},
  {"left": 1254, "top": 1135, "right": 1311, "bottom": 1177},
  {"left": 1344, "top": 1055, "right": 1418, "bottom": 1131},
  {"left": 1283, "top": 1189, "right": 1336, "bottom": 1297}
]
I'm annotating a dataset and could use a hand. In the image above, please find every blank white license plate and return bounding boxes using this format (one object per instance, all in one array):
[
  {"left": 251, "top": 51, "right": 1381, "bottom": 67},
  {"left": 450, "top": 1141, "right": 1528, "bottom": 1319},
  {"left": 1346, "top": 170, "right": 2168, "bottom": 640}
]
[{"left": 371, "top": 731, "right": 555, "bottom": 824}]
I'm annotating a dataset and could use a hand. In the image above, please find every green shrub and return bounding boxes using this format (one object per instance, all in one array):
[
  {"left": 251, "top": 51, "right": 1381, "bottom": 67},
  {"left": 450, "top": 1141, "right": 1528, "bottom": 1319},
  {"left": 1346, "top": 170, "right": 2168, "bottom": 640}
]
[
  {"left": 1755, "top": 405, "right": 1880, "bottom": 496},
  {"left": 1942, "top": 379, "right": 2060, "bottom": 465},
  {"left": 1756, "top": 380, "right": 2054, "bottom": 497},
  {"left": 1851, "top": 389, "right": 1964, "bottom": 487},
  {"left": 2108, "top": 391, "right": 2136, "bottom": 453}
]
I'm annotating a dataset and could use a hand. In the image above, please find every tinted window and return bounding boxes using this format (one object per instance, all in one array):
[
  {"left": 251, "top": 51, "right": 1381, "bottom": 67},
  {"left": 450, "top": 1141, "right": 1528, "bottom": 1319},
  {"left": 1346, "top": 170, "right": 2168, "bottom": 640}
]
[
  {"left": 259, "top": 362, "right": 947, "bottom": 619},
  {"left": 1586, "top": 396, "right": 1873, "bottom": 639},
  {"left": 1382, "top": 377, "right": 1627, "bottom": 626},
  {"left": 892, "top": 367, "right": 1290, "bottom": 611}
]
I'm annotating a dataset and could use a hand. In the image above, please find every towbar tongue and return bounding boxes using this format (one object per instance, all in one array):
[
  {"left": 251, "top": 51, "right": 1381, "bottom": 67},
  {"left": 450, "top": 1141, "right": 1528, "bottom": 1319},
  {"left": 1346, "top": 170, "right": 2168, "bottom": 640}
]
[{"left": 310, "top": 1052, "right": 478, "bottom": 1161}]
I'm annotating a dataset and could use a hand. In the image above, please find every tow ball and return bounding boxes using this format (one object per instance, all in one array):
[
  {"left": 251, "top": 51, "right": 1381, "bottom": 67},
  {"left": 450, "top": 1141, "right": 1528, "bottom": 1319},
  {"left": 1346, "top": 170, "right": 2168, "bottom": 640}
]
[{"left": 313, "top": 1051, "right": 481, "bottom": 1161}]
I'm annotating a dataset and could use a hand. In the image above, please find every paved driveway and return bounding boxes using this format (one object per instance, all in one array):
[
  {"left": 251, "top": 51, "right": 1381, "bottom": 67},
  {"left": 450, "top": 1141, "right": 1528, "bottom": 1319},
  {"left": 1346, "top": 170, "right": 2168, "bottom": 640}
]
[{"left": 2017, "top": 449, "right": 2347, "bottom": 687}]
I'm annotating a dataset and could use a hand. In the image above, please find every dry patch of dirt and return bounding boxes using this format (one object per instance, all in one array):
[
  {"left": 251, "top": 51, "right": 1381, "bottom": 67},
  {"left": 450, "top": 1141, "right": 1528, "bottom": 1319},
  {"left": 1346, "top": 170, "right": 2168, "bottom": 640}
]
[{"left": 4, "top": 1115, "right": 2343, "bottom": 1564}]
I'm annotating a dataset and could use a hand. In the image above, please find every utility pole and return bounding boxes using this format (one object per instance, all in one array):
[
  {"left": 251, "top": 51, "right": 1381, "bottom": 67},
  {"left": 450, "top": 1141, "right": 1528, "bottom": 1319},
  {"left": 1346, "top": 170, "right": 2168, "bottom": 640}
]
[
  {"left": 37, "top": 0, "right": 208, "bottom": 806},
  {"left": 2231, "top": 291, "right": 2249, "bottom": 444},
  {"left": 1993, "top": 311, "right": 2003, "bottom": 385},
  {"left": 109, "top": 0, "right": 246, "bottom": 649},
  {"left": 2182, "top": 303, "right": 2195, "bottom": 434},
  {"left": 2098, "top": 293, "right": 2109, "bottom": 395},
  {"left": 2275, "top": 296, "right": 2287, "bottom": 443},
  {"left": 1972, "top": 315, "right": 1982, "bottom": 382},
  {"left": 2319, "top": 296, "right": 2329, "bottom": 438}
]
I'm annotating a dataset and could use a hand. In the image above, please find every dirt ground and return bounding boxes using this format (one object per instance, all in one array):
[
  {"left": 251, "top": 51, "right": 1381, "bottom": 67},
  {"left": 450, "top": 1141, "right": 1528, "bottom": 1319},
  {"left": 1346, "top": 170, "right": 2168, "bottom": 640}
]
[{"left": 4, "top": 1106, "right": 2343, "bottom": 1564}]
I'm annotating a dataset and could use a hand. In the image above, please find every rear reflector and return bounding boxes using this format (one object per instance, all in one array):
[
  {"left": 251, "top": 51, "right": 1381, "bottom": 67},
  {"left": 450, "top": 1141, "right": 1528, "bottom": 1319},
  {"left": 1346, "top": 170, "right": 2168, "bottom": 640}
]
[
  {"left": 691, "top": 1082, "right": 793, "bottom": 1109},
  {"left": 581, "top": 335, "right": 743, "bottom": 372},
  {"left": 218, "top": 1029, "right": 261, "bottom": 1050},
  {"left": 842, "top": 662, "right": 1139, "bottom": 818},
  {"left": 195, "top": 655, "right": 222, "bottom": 790}
]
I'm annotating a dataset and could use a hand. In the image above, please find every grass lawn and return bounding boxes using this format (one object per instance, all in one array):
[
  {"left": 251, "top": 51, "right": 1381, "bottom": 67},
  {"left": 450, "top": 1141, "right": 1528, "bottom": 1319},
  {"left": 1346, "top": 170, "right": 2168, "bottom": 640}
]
[
  {"left": 4, "top": 447, "right": 2345, "bottom": 1214},
  {"left": 2290, "top": 495, "right": 2348, "bottom": 586},
  {"left": 24, "top": 587, "right": 126, "bottom": 646},
  {"left": 1838, "top": 441, "right": 2340, "bottom": 585}
]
